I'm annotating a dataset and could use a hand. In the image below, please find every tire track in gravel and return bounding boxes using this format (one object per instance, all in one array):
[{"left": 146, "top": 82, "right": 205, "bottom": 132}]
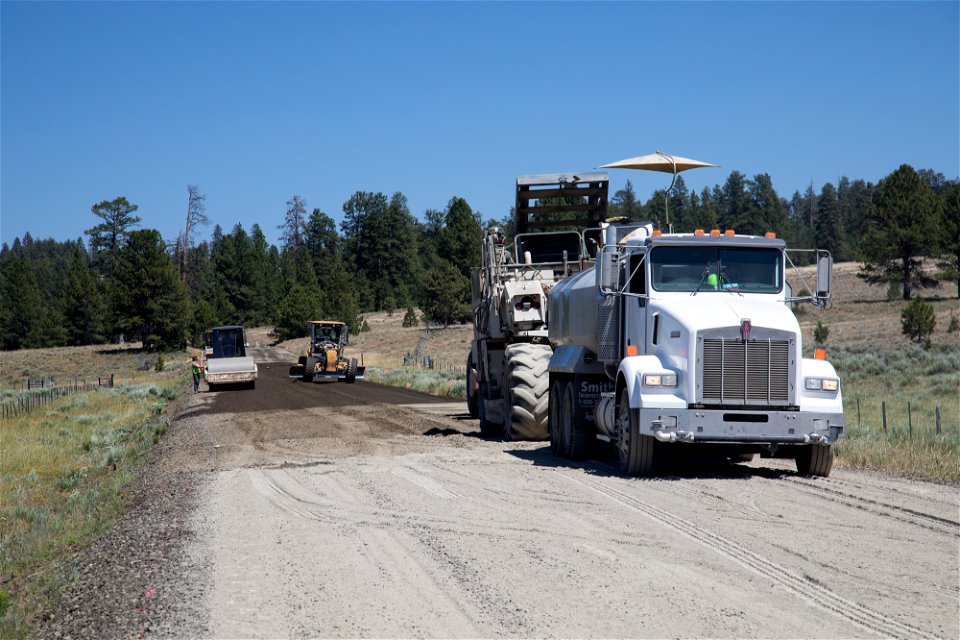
[
  {"left": 571, "top": 474, "right": 942, "bottom": 640},
  {"left": 347, "top": 460, "right": 533, "bottom": 637},
  {"left": 782, "top": 476, "right": 960, "bottom": 536}
]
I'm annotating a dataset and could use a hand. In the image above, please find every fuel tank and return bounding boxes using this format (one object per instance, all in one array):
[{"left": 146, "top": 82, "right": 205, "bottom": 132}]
[{"left": 548, "top": 264, "right": 601, "bottom": 353}]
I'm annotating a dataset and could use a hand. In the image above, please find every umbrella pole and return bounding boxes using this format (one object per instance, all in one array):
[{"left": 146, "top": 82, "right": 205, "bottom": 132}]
[{"left": 657, "top": 151, "right": 678, "bottom": 233}]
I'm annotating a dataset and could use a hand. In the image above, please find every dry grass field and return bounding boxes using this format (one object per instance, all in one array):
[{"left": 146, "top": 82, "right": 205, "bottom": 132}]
[{"left": 790, "top": 261, "right": 958, "bottom": 350}]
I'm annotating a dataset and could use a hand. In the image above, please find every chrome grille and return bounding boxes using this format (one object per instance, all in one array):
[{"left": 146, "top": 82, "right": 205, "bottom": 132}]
[{"left": 701, "top": 338, "right": 791, "bottom": 405}]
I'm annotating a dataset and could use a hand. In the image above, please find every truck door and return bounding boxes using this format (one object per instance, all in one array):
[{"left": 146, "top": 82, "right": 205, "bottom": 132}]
[{"left": 625, "top": 251, "right": 648, "bottom": 355}]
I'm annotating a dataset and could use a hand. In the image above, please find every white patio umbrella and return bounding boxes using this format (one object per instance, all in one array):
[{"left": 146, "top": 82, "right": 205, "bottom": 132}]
[{"left": 599, "top": 151, "right": 717, "bottom": 231}]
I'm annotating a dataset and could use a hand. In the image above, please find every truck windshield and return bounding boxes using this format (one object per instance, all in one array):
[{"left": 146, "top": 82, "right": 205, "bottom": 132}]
[{"left": 650, "top": 246, "right": 782, "bottom": 293}]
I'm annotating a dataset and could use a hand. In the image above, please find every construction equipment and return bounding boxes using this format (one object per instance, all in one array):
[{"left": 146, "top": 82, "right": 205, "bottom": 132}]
[
  {"left": 547, "top": 221, "right": 845, "bottom": 477},
  {"left": 203, "top": 325, "right": 258, "bottom": 390},
  {"left": 467, "top": 172, "right": 608, "bottom": 439},
  {"left": 291, "top": 321, "right": 364, "bottom": 383}
]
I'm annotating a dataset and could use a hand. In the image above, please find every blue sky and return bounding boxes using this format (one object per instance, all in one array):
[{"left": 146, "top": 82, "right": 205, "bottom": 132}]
[{"left": 2, "top": 1, "right": 958, "bottom": 248}]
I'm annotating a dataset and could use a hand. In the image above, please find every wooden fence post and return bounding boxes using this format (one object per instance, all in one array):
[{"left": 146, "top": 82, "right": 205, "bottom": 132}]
[
  {"left": 936, "top": 406, "right": 941, "bottom": 435},
  {"left": 882, "top": 400, "right": 887, "bottom": 434},
  {"left": 908, "top": 402, "right": 912, "bottom": 439},
  {"left": 856, "top": 397, "right": 861, "bottom": 430}
]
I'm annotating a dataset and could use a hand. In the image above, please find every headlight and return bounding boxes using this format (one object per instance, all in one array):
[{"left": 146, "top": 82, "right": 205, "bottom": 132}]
[
  {"left": 805, "top": 377, "right": 839, "bottom": 392},
  {"left": 644, "top": 373, "right": 678, "bottom": 387}
]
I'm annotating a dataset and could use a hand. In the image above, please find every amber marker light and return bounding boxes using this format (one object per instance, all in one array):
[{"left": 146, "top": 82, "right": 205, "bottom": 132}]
[
  {"left": 710, "top": 229, "right": 721, "bottom": 237},
  {"left": 626, "top": 345, "right": 638, "bottom": 356},
  {"left": 765, "top": 231, "right": 777, "bottom": 238},
  {"left": 652, "top": 229, "right": 662, "bottom": 237},
  {"left": 694, "top": 229, "right": 705, "bottom": 236},
  {"left": 725, "top": 229, "right": 736, "bottom": 236},
  {"left": 814, "top": 348, "right": 827, "bottom": 360}
]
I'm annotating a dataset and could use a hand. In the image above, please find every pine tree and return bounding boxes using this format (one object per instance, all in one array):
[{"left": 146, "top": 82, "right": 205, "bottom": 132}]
[
  {"left": 421, "top": 258, "right": 470, "bottom": 327},
  {"left": 718, "top": 171, "right": 755, "bottom": 232},
  {"left": 63, "top": 248, "right": 106, "bottom": 345},
  {"left": 188, "top": 299, "right": 219, "bottom": 347},
  {"left": 685, "top": 187, "right": 718, "bottom": 231},
  {"left": 85, "top": 196, "right": 141, "bottom": 276},
  {"left": 901, "top": 297, "right": 936, "bottom": 344},
  {"left": 438, "top": 197, "right": 482, "bottom": 280},
  {"left": 111, "top": 229, "right": 190, "bottom": 351},
  {"left": 273, "top": 284, "right": 323, "bottom": 341},
  {"left": 747, "top": 174, "right": 788, "bottom": 237},
  {"left": 610, "top": 180, "right": 643, "bottom": 221},
  {"left": 0, "top": 260, "right": 45, "bottom": 349},
  {"left": 815, "top": 183, "right": 846, "bottom": 260},
  {"left": 838, "top": 177, "right": 874, "bottom": 260},
  {"left": 858, "top": 164, "right": 942, "bottom": 300},
  {"left": 936, "top": 181, "right": 960, "bottom": 298}
]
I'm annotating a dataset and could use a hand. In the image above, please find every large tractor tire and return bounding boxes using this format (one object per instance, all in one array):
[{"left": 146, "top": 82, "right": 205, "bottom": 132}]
[
  {"left": 617, "top": 388, "right": 656, "bottom": 477},
  {"left": 345, "top": 358, "right": 358, "bottom": 384},
  {"left": 466, "top": 352, "right": 480, "bottom": 419},
  {"left": 795, "top": 444, "right": 834, "bottom": 477},
  {"left": 302, "top": 356, "right": 315, "bottom": 382},
  {"left": 503, "top": 343, "right": 551, "bottom": 441},
  {"left": 478, "top": 383, "right": 503, "bottom": 438}
]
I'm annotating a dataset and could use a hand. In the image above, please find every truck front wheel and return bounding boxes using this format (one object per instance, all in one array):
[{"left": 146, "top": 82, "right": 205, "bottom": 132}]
[
  {"left": 617, "top": 388, "right": 656, "bottom": 477},
  {"left": 795, "top": 444, "right": 834, "bottom": 477}
]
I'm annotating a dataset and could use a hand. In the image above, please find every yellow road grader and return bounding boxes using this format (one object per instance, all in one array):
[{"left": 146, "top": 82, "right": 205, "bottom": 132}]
[{"left": 289, "top": 320, "right": 364, "bottom": 384}]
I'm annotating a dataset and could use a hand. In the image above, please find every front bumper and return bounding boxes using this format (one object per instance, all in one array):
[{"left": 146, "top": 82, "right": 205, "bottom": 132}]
[
  {"left": 204, "top": 370, "right": 258, "bottom": 384},
  {"left": 639, "top": 407, "right": 845, "bottom": 444}
]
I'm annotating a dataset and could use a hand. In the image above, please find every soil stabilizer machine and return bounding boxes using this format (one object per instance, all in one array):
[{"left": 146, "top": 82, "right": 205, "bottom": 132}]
[
  {"left": 467, "top": 172, "right": 608, "bottom": 439},
  {"left": 547, "top": 222, "right": 845, "bottom": 477},
  {"left": 204, "top": 325, "right": 258, "bottom": 390},
  {"left": 291, "top": 320, "right": 363, "bottom": 383}
]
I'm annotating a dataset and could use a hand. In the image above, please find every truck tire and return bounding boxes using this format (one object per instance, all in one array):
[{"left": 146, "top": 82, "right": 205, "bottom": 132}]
[
  {"left": 466, "top": 352, "right": 479, "bottom": 419},
  {"left": 617, "top": 388, "right": 656, "bottom": 477},
  {"left": 549, "top": 379, "right": 567, "bottom": 457},
  {"left": 478, "top": 383, "right": 503, "bottom": 438},
  {"left": 795, "top": 444, "right": 833, "bottom": 477},
  {"left": 302, "top": 356, "right": 315, "bottom": 382},
  {"left": 345, "top": 358, "right": 357, "bottom": 383},
  {"left": 503, "top": 343, "right": 551, "bottom": 441}
]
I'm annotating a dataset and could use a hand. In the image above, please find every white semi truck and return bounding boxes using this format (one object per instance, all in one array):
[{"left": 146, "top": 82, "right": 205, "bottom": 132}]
[{"left": 547, "top": 223, "right": 844, "bottom": 477}]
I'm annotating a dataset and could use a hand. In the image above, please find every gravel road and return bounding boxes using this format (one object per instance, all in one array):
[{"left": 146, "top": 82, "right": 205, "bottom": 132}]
[{"left": 41, "top": 346, "right": 959, "bottom": 639}]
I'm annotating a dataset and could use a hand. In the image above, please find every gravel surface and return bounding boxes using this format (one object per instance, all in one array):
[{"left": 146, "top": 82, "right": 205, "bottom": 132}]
[{"left": 37, "top": 347, "right": 960, "bottom": 639}]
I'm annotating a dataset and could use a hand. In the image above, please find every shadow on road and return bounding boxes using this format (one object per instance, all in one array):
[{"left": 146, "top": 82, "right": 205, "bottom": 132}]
[{"left": 506, "top": 445, "right": 795, "bottom": 481}]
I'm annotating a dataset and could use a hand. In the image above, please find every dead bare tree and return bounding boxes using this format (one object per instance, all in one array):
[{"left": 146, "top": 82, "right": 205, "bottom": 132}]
[{"left": 181, "top": 184, "right": 209, "bottom": 279}]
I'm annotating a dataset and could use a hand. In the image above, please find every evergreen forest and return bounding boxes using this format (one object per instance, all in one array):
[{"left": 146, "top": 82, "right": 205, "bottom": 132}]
[{"left": 2, "top": 164, "right": 958, "bottom": 352}]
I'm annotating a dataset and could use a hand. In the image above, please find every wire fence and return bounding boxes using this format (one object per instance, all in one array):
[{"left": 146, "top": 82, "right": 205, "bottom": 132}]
[
  {"left": 851, "top": 397, "right": 955, "bottom": 439},
  {"left": 1, "top": 375, "right": 115, "bottom": 420}
]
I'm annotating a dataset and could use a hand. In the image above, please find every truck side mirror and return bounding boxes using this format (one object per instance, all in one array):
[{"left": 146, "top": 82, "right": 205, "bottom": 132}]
[
  {"left": 598, "top": 246, "right": 619, "bottom": 294},
  {"left": 815, "top": 250, "right": 832, "bottom": 305}
]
